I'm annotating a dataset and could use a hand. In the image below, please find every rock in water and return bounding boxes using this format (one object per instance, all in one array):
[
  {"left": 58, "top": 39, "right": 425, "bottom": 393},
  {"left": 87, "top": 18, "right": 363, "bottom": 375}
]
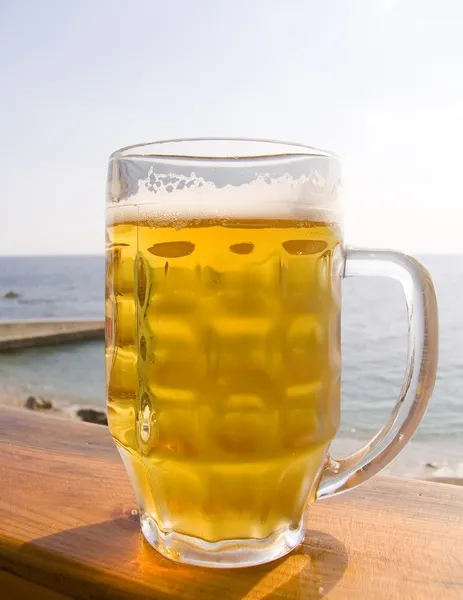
[
  {"left": 76, "top": 408, "right": 108, "bottom": 426},
  {"left": 425, "top": 461, "right": 440, "bottom": 469},
  {"left": 25, "top": 396, "right": 53, "bottom": 410},
  {"left": 4, "top": 290, "right": 21, "bottom": 299}
]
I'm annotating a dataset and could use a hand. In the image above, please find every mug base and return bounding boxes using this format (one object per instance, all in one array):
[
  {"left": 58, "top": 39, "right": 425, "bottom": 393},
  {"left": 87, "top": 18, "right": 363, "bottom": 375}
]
[{"left": 140, "top": 513, "right": 304, "bottom": 568}]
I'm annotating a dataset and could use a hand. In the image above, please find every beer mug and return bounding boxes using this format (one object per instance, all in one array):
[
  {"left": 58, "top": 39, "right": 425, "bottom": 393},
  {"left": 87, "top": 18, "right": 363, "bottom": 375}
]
[{"left": 105, "top": 139, "right": 438, "bottom": 568}]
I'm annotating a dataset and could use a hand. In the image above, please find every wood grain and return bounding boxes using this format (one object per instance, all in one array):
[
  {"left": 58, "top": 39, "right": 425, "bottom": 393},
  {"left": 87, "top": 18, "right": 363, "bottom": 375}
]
[
  {"left": 0, "top": 570, "right": 72, "bottom": 600},
  {"left": 0, "top": 405, "right": 462, "bottom": 599}
]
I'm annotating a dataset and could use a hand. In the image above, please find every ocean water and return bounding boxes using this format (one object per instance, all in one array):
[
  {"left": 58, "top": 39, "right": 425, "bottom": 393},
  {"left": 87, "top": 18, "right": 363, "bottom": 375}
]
[{"left": 0, "top": 254, "right": 461, "bottom": 476}]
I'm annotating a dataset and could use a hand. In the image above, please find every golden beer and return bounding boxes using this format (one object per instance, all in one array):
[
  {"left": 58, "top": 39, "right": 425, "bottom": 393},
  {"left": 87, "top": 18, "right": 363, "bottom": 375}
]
[{"left": 106, "top": 214, "right": 342, "bottom": 544}]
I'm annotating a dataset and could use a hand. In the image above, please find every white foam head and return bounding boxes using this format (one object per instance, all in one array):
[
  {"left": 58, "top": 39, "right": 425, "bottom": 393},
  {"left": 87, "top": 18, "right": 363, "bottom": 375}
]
[{"left": 106, "top": 144, "right": 342, "bottom": 225}]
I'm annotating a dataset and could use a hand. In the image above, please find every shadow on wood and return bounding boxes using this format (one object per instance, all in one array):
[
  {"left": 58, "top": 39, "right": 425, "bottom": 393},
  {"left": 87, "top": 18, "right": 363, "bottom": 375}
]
[{"left": 12, "top": 520, "right": 347, "bottom": 599}]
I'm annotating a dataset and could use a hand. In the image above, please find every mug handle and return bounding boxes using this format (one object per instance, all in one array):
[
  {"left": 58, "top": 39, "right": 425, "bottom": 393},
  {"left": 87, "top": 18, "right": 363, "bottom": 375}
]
[{"left": 317, "top": 248, "right": 439, "bottom": 500}]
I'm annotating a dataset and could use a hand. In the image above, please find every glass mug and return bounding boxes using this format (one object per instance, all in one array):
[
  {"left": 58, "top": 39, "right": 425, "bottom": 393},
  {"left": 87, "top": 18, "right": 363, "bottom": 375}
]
[{"left": 105, "top": 139, "right": 438, "bottom": 568}]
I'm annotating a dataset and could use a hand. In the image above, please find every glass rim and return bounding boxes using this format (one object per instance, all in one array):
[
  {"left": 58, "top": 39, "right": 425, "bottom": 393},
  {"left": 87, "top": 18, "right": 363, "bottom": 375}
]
[{"left": 109, "top": 137, "right": 338, "bottom": 161}]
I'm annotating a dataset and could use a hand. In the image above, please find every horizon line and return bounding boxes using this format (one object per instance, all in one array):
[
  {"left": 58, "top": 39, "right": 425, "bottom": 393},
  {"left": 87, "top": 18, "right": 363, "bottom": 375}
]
[{"left": 0, "top": 251, "right": 462, "bottom": 259}]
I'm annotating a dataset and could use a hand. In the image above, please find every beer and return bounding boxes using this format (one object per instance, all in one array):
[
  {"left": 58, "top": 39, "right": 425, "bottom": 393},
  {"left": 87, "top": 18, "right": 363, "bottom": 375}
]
[{"left": 106, "top": 213, "right": 342, "bottom": 543}]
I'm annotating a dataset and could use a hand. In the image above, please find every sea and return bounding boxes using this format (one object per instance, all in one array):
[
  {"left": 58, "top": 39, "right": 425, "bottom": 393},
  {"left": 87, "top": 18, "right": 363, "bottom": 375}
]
[{"left": 0, "top": 254, "right": 462, "bottom": 479}]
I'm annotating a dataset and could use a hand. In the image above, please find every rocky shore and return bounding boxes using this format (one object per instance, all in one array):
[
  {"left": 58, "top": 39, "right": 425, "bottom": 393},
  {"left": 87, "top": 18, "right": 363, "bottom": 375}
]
[
  {"left": 0, "top": 389, "right": 108, "bottom": 425},
  {"left": 0, "top": 319, "right": 107, "bottom": 424}
]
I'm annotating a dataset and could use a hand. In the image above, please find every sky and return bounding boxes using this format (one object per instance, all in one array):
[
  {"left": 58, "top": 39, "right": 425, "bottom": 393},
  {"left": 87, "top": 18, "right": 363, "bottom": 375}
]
[{"left": 1, "top": 0, "right": 462, "bottom": 255}]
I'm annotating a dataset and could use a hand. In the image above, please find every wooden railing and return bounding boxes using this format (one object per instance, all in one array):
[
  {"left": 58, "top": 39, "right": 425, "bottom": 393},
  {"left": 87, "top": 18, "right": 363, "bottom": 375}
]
[{"left": 0, "top": 405, "right": 462, "bottom": 599}]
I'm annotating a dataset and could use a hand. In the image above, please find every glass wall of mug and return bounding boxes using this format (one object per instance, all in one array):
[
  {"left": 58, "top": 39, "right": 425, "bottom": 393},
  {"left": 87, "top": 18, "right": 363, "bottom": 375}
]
[{"left": 106, "top": 139, "right": 344, "bottom": 566}]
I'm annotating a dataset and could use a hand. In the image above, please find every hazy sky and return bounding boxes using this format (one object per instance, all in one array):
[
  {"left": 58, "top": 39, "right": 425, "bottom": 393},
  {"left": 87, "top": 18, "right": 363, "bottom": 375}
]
[{"left": 1, "top": 0, "right": 462, "bottom": 255}]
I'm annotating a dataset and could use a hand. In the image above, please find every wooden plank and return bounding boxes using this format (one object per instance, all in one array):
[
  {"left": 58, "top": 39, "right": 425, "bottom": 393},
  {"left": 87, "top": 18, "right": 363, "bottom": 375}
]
[
  {"left": 0, "top": 405, "right": 462, "bottom": 600},
  {"left": 0, "top": 320, "right": 104, "bottom": 350},
  {"left": 0, "top": 570, "right": 72, "bottom": 600}
]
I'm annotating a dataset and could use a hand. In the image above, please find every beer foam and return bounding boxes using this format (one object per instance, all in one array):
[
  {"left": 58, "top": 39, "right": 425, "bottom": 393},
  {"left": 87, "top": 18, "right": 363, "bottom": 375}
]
[{"left": 106, "top": 156, "right": 342, "bottom": 224}]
